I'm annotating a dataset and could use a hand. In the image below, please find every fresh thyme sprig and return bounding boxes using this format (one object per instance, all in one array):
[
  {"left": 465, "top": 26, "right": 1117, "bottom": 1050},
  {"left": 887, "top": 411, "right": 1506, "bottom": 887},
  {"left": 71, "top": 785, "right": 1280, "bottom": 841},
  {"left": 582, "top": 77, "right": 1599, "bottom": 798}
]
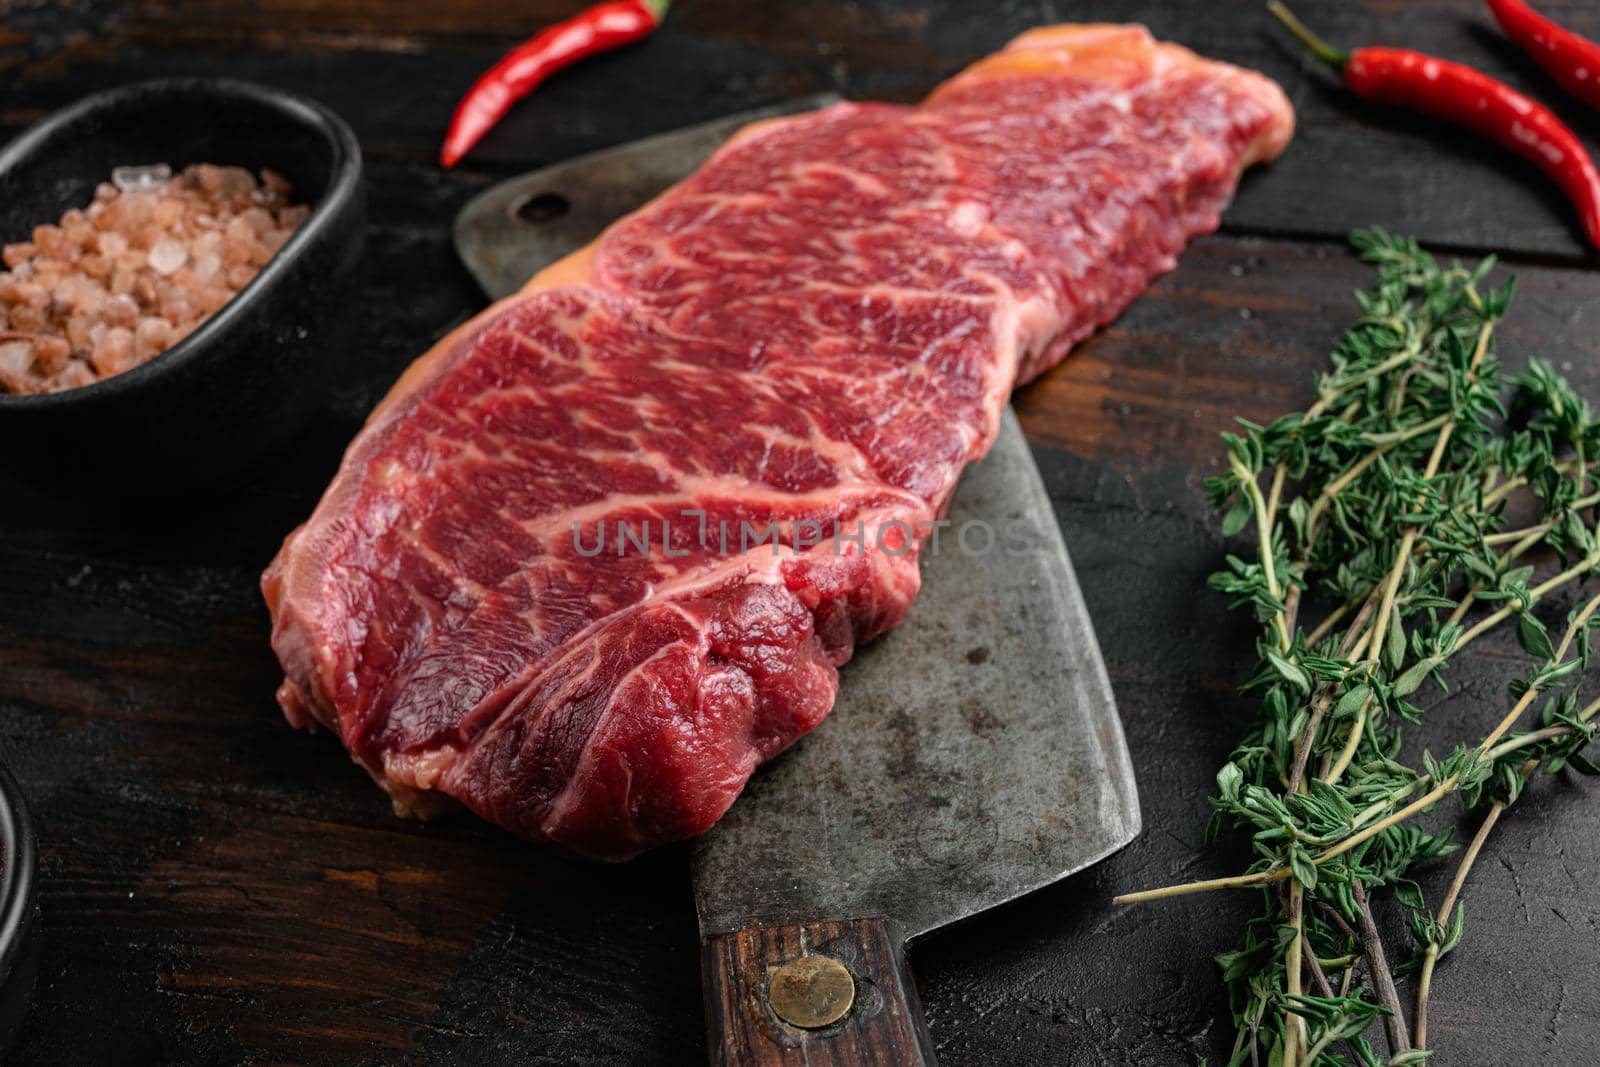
[{"left": 1114, "top": 232, "right": 1600, "bottom": 1066}]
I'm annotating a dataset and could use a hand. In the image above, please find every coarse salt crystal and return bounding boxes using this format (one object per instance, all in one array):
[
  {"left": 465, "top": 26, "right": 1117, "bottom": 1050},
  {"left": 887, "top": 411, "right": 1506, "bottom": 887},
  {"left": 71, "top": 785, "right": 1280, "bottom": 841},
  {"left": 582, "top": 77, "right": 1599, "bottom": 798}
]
[
  {"left": 63, "top": 216, "right": 94, "bottom": 248},
  {"left": 202, "top": 286, "right": 232, "bottom": 314},
  {"left": 224, "top": 216, "right": 255, "bottom": 250},
  {"left": 134, "top": 317, "right": 172, "bottom": 357},
  {"left": 217, "top": 167, "right": 256, "bottom": 199},
  {"left": 15, "top": 280, "right": 49, "bottom": 309},
  {"left": 241, "top": 207, "right": 274, "bottom": 235},
  {"left": 33, "top": 224, "right": 67, "bottom": 258},
  {"left": 112, "top": 163, "right": 172, "bottom": 193},
  {"left": 102, "top": 294, "right": 138, "bottom": 327},
  {"left": 53, "top": 275, "right": 82, "bottom": 307},
  {"left": 152, "top": 198, "right": 184, "bottom": 229},
  {"left": 261, "top": 169, "right": 291, "bottom": 196},
  {"left": 67, "top": 314, "right": 96, "bottom": 349},
  {"left": 0, "top": 340, "right": 31, "bottom": 375},
  {"left": 148, "top": 238, "right": 187, "bottom": 275},
  {"left": 75, "top": 285, "right": 106, "bottom": 317},
  {"left": 2, "top": 243, "right": 35, "bottom": 269},
  {"left": 92, "top": 326, "right": 134, "bottom": 374},
  {"left": 9, "top": 305, "right": 44, "bottom": 331},
  {"left": 120, "top": 196, "right": 153, "bottom": 230},
  {"left": 34, "top": 335, "right": 71, "bottom": 372},
  {"left": 52, "top": 362, "right": 94, "bottom": 391}
]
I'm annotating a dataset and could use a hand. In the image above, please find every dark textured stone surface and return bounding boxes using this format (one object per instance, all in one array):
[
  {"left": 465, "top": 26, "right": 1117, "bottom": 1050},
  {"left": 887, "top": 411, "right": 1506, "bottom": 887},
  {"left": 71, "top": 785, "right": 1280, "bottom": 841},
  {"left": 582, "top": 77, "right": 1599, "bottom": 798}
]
[{"left": 2, "top": 3, "right": 1598, "bottom": 1063}]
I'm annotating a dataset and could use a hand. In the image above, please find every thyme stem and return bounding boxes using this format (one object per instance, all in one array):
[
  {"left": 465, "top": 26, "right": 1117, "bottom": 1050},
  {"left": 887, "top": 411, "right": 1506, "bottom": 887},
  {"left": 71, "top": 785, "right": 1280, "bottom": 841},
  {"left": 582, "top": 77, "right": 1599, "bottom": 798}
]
[
  {"left": 1285, "top": 881, "right": 1305, "bottom": 1064},
  {"left": 1112, "top": 868, "right": 1285, "bottom": 905},
  {"left": 1413, "top": 784, "right": 1512, "bottom": 1051},
  {"left": 1353, "top": 880, "right": 1410, "bottom": 1056}
]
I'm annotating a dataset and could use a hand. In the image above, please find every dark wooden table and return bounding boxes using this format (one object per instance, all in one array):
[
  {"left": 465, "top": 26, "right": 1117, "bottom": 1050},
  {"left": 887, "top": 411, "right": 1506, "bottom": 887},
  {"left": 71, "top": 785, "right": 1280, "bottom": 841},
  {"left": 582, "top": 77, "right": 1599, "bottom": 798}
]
[{"left": 4, "top": 2, "right": 1600, "bottom": 1063}]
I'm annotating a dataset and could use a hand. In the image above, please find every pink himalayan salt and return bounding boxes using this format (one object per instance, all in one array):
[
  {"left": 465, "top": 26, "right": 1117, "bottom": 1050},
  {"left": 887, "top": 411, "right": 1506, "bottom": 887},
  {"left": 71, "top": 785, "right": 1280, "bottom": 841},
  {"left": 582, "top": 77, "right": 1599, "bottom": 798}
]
[
  {"left": 163, "top": 298, "right": 195, "bottom": 324},
  {"left": 34, "top": 335, "right": 71, "bottom": 374},
  {"left": 91, "top": 326, "right": 134, "bottom": 375},
  {"left": 10, "top": 305, "right": 44, "bottom": 332},
  {"left": 0, "top": 343, "right": 33, "bottom": 395},
  {"left": 0, "top": 163, "right": 308, "bottom": 393},
  {"left": 2, "top": 243, "right": 34, "bottom": 269},
  {"left": 147, "top": 238, "right": 187, "bottom": 275},
  {"left": 112, "top": 164, "right": 171, "bottom": 192},
  {"left": 55, "top": 361, "right": 95, "bottom": 390},
  {"left": 134, "top": 316, "right": 172, "bottom": 359},
  {"left": 0, "top": 340, "right": 30, "bottom": 375},
  {"left": 102, "top": 294, "right": 138, "bottom": 327},
  {"left": 66, "top": 313, "right": 95, "bottom": 350},
  {"left": 152, "top": 198, "right": 184, "bottom": 229}
]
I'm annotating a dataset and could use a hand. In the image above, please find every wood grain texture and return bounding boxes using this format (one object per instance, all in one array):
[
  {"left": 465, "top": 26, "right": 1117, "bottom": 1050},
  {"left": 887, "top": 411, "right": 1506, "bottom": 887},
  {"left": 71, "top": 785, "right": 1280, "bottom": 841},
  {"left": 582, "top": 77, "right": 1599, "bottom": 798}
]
[
  {"left": 10, "top": 1, "right": 1600, "bottom": 257},
  {"left": 0, "top": 2, "right": 1598, "bottom": 1065},
  {"left": 703, "top": 919, "right": 931, "bottom": 1067}
]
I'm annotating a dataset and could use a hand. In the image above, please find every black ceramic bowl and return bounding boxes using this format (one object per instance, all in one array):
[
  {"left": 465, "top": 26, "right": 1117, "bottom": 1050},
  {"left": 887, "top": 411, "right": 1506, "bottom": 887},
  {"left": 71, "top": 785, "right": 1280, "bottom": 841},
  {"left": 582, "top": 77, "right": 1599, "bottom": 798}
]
[
  {"left": 0, "top": 78, "right": 364, "bottom": 493},
  {"left": 0, "top": 757, "right": 36, "bottom": 1054}
]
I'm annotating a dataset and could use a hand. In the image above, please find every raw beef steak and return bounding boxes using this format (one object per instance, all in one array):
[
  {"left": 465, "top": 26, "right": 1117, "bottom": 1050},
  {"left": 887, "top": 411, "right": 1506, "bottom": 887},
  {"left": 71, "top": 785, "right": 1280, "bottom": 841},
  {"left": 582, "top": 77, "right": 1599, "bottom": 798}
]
[{"left": 263, "top": 24, "right": 1294, "bottom": 859}]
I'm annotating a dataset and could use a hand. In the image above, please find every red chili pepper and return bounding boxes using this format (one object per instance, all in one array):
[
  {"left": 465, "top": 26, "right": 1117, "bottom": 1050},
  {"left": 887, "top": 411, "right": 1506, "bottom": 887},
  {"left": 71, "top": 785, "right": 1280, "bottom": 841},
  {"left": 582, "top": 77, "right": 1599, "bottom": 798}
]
[
  {"left": 1270, "top": 2, "right": 1600, "bottom": 251},
  {"left": 1488, "top": 0, "right": 1600, "bottom": 110},
  {"left": 440, "top": 0, "right": 670, "bottom": 169}
]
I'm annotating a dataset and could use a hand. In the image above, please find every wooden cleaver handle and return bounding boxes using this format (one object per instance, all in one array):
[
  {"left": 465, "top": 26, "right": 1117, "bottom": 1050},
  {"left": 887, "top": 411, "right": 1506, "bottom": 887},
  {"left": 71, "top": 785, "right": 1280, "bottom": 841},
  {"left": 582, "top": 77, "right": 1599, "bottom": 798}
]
[{"left": 703, "top": 917, "right": 934, "bottom": 1066}]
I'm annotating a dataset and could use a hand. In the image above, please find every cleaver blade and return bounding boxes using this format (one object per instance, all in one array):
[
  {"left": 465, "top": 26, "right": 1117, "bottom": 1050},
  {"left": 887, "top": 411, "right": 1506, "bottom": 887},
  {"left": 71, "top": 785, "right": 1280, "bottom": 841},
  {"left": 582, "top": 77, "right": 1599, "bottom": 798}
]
[{"left": 453, "top": 102, "right": 1141, "bottom": 1067}]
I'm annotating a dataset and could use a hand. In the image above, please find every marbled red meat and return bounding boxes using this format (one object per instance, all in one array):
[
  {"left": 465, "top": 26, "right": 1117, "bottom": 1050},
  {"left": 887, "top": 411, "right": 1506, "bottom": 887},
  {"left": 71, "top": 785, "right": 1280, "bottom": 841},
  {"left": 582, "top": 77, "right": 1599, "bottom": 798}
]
[{"left": 263, "top": 24, "right": 1294, "bottom": 859}]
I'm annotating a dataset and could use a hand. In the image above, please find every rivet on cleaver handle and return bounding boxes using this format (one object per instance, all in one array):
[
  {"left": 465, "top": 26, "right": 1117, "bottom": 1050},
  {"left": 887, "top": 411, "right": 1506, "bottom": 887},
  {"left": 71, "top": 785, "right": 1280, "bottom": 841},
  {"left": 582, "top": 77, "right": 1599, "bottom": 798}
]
[
  {"left": 704, "top": 918, "right": 932, "bottom": 1066},
  {"left": 454, "top": 94, "right": 840, "bottom": 301}
]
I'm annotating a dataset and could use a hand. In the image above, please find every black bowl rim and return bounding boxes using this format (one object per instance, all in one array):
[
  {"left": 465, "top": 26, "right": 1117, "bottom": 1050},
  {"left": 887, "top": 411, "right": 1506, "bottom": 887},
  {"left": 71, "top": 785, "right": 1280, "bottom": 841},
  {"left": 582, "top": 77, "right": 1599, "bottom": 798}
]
[
  {"left": 0, "top": 76, "right": 363, "bottom": 410},
  {"left": 0, "top": 757, "right": 35, "bottom": 991}
]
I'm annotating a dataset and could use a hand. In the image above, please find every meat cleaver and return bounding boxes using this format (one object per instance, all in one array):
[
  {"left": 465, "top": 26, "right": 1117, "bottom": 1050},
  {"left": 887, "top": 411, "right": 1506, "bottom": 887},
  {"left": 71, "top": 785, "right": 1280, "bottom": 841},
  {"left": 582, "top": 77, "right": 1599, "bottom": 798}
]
[{"left": 453, "top": 97, "right": 1141, "bottom": 1066}]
